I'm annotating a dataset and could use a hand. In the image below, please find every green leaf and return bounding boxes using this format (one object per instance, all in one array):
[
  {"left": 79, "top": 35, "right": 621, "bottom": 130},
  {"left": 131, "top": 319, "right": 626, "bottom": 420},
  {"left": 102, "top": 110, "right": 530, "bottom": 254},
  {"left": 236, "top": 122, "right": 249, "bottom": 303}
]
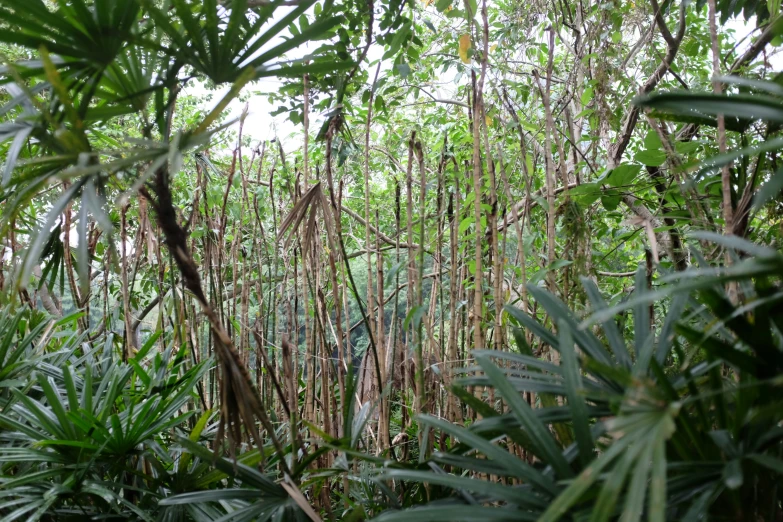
[
  {"left": 557, "top": 320, "right": 594, "bottom": 467},
  {"left": 580, "top": 87, "right": 594, "bottom": 106},
  {"left": 403, "top": 305, "right": 426, "bottom": 331},
  {"left": 747, "top": 453, "right": 783, "bottom": 475},
  {"left": 379, "top": 469, "right": 547, "bottom": 508},
  {"left": 176, "top": 437, "right": 283, "bottom": 496},
  {"left": 644, "top": 130, "right": 662, "bottom": 150},
  {"left": 723, "top": 459, "right": 744, "bottom": 490},
  {"left": 648, "top": 438, "right": 667, "bottom": 522},
  {"left": 527, "top": 285, "right": 614, "bottom": 366},
  {"left": 459, "top": 216, "right": 474, "bottom": 234},
  {"left": 416, "top": 414, "right": 559, "bottom": 495},
  {"left": 539, "top": 436, "right": 633, "bottom": 522},
  {"left": 464, "top": 0, "right": 478, "bottom": 19},
  {"left": 476, "top": 354, "right": 573, "bottom": 479},
  {"left": 582, "top": 277, "right": 632, "bottom": 368},
  {"left": 698, "top": 136, "right": 783, "bottom": 178},
  {"left": 715, "top": 74, "right": 783, "bottom": 96},
  {"left": 620, "top": 440, "right": 655, "bottom": 522},
  {"left": 677, "top": 324, "right": 757, "bottom": 373},
  {"left": 256, "top": 59, "right": 355, "bottom": 78},
  {"left": 601, "top": 193, "right": 620, "bottom": 211},
  {"left": 634, "top": 150, "right": 667, "bottom": 167},
  {"left": 754, "top": 165, "right": 783, "bottom": 208},
  {"left": 636, "top": 92, "right": 783, "bottom": 124},
  {"left": 385, "top": 261, "right": 406, "bottom": 286},
  {"left": 567, "top": 183, "right": 600, "bottom": 205},
  {"left": 675, "top": 141, "right": 701, "bottom": 154},
  {"left": 590, "top": 443, "right": 641, "bottom": 522},
  {"left": 606, "top": 164, "right": 641, "bottom": 186},
  {"left": 374, "top": 505, "right": 535, "bottom": 522},
  {"left": 435, "top": 0, "right": 452, "bottom": 12}
]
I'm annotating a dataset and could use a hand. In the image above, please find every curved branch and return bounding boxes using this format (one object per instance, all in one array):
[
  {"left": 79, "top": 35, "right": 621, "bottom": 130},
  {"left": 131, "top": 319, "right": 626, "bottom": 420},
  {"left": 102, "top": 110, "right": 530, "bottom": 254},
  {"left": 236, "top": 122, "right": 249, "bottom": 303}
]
[
  {"left": 608, "top": 0, "right": 686, "bottom": 168},
  {"left": 407, "top": 85, "right": 469, "bottom": 108},
  {"left": 498, "top": 182, "right": 578, "bottom": 232},
  {"left": 677, "top": 15, "right": 783, "bottom": 140},
  {"left": 730, "top": 15, "right": 783, "bottom": 72},
  {"left": 132, "top": 289, "right": 168, "bottom": 334},
  {"left": 340, "top": 204, "right": 420, "bottom": 250},
  {"left": 597, "top": 270, "right": 638, "bottom": 277}
]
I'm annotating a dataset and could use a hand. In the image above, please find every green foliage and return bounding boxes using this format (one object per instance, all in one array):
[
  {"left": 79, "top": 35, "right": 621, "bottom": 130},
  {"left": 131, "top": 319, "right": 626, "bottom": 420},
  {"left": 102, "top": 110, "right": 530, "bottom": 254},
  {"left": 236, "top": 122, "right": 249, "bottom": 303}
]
[
  {"left": 0, "top": 306, "right": 350, "bottom": 521},
  {"left": 1, "top": 0, "right": 783, "bottom": 519},
  {"left": 0, "top": 0, "right": 355, "bottom": 293},
  {"left": 637, "top": 75, "right": 783, "bottom": 209},
  {"left": 371, "top": 246, "right": 783, "bottom": 521}
]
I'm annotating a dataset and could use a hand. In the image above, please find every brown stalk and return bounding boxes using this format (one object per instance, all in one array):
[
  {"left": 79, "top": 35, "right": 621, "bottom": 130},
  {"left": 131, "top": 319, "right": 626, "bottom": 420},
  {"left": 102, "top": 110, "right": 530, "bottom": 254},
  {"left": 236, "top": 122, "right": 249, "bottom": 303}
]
[
  {"left": 533, "top": 27, "right": 558, "bottom": 294},
  {"left": 405, "top": 134, "right": 415, "bottom": 424},
  {"left": 446, "top": 168, "right": 463, "bottom": 423},
  {"left": 146, "top": 168, "right": 291, "bottom": 477},
  {"left": 121, "top": 203, "right": 133, "bottom": 361},
  {"left": 414, "top": 139, "right": 427, "bottom": 420}
]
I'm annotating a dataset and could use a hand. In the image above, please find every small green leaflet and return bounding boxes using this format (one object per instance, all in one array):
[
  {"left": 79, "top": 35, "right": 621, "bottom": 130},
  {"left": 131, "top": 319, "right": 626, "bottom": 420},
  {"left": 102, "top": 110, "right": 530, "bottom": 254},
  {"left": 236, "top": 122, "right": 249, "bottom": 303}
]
[
  {"left": 533, "top": 194, "right": 548, "bottom": 211},
  {"left": 580, "top": 87, "right": 594, "bottom": 106},
  {"left": 602, "top": 193, "right": 621, "bottom": 211},
  {"left": 567, "top": 183, "right": 601, "bottom": 205},
  {"left": 403, "top": 305, "right": 426, "bottom": 331},
  {"left": 464, "top": 0, "right": 478, "bottom": 19},
  {"left": 675, "top": 141, "right": 701, "bottom": 154},
  {"left": 550, "top": 259, "right": 573, "bottom": 270},
  {"left": 385, "top": 261, "right": 406, "bottom": 286},
  {"left": 459, "top": 217, "right": 473, "bottom": 234}
]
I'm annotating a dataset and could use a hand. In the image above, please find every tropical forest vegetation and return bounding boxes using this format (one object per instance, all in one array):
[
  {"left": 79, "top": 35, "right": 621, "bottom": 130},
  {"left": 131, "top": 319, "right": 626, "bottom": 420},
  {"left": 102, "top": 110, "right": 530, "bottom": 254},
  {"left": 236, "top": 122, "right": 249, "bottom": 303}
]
[{"left": 1, "top": 0, "right": 783, "bottom": 519}]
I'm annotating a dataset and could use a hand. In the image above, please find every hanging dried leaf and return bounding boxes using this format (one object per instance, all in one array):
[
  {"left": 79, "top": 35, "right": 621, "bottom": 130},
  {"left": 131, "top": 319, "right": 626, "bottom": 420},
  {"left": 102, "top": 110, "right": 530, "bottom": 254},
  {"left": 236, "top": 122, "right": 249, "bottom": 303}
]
[
  {"left": 277, "top": 182, "right": 323, "bottom": 254},
  {"left": 459, "top": 34, "right": 471, "bottom": 64}
]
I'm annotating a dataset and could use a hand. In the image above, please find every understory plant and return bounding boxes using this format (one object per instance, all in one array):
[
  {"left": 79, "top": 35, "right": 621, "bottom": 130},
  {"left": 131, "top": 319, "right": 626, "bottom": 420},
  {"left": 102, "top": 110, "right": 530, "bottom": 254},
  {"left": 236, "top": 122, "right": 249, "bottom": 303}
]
[
  {"left": 1, "top": 0, "right": 783, "bottom": 519},
  {"left": 371, "top": 235, "right": 783, "bottom": 521}
]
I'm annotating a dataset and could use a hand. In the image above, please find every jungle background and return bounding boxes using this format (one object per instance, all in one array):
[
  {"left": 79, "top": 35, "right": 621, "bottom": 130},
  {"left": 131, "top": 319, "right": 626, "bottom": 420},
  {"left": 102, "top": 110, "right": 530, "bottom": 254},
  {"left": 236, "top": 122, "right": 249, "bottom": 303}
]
[{"left": 1, "top": 0, "right": 783, "bottom": 519}]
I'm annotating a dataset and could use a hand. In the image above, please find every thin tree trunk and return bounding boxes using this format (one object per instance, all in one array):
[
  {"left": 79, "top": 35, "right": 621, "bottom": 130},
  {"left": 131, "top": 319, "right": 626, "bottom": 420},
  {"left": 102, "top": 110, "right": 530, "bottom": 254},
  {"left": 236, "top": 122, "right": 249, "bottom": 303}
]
[
  {"left": 121, "top": 203, "right": 133, "bottom": 361},
  {"left": 405, "top": 135, "right": 416, "bottom": 421},
  {"left": 414, "top": 140, "right": 427, "bottom": 420},
  {"left": 535, "top": 27, "right": 558, "bottom": 294},
  {"left": 446, "top": 170, "right": 463, "bottom": 423}
]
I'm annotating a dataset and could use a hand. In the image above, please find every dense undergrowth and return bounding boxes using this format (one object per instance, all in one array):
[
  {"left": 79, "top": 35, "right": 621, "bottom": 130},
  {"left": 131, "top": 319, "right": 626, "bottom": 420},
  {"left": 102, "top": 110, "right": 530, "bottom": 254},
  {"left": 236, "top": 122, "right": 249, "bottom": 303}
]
[
  {"left": 2, "top": 0, "right": 783, "bottom": 519},
  {"left": 0, "top": 238, "right": 782, "bottom": 521}
]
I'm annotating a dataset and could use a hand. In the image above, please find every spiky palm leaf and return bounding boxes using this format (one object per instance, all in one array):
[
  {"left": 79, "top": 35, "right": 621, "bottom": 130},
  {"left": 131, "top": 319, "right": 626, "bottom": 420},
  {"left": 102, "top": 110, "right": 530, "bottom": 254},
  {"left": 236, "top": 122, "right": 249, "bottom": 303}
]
[{"left": 372, "top": 244, "right": 783, "bottom": 521}]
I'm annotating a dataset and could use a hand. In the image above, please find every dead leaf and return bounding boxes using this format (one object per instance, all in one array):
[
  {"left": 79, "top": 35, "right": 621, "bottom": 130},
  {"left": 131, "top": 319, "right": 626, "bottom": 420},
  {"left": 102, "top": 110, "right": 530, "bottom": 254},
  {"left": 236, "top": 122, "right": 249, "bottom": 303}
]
[
  {"left": 282, "top": 477, "right": 323, "bottom": 522},
  {"left": 459, "top": 34, "right": 471, "bottom": 64}
]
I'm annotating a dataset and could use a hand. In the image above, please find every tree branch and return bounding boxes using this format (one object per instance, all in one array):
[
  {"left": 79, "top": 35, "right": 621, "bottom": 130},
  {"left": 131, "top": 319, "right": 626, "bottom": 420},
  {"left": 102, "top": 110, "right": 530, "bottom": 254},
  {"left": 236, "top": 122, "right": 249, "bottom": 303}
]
[
  {"left": 407, "top": 84, "right": 470, "bottom": 108},
  {"left": 608, "top": 0, "right": 686, "bottom": 168}
]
